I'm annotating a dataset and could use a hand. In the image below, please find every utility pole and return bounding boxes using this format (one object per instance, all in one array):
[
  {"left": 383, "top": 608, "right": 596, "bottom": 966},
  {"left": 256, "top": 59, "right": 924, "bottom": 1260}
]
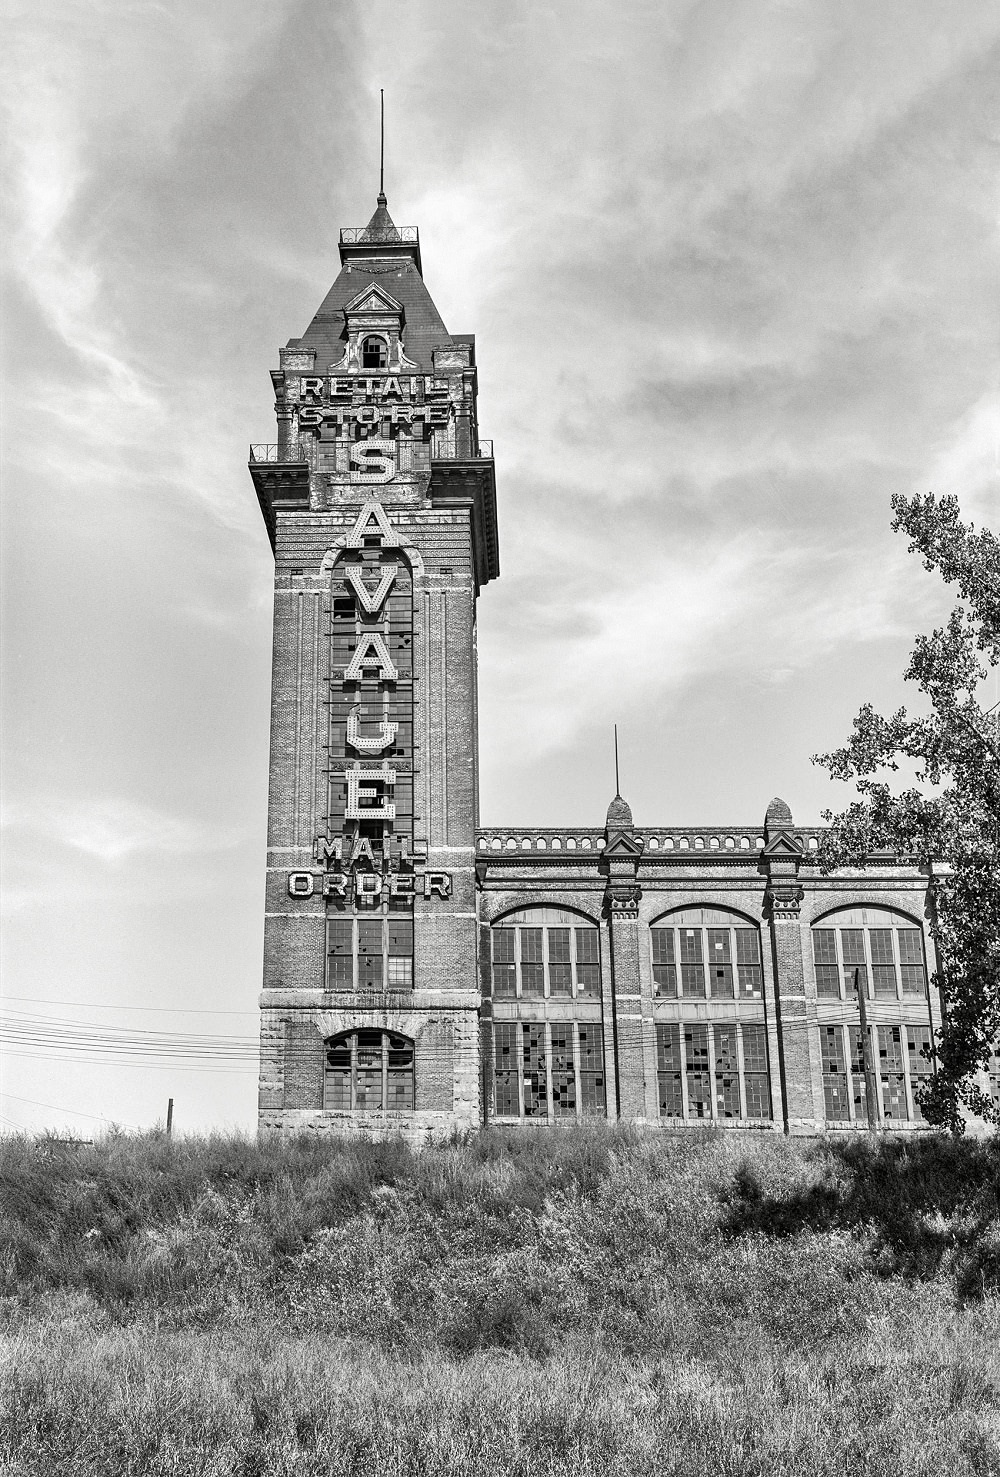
[
  {"left": 166, "top": 1098, "right": 173, "bottom": 1137},
  {"left": 854, "top": 968, "right": 880, "bottom": 1131}
]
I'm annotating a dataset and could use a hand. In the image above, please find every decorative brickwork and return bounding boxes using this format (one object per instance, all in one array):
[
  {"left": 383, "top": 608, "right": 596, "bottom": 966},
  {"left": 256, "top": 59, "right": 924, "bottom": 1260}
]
[{"left": 252, "top": 196, "right": 942, "bottom": 1140}]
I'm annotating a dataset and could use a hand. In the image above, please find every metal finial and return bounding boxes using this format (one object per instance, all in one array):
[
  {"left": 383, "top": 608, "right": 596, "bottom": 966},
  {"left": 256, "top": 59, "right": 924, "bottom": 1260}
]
[
  {"left": 614, "top": 724, "right": 620, "bottom": 796},
  {"left": 379, "top": 90, "right": 385, "bottom": 199}
]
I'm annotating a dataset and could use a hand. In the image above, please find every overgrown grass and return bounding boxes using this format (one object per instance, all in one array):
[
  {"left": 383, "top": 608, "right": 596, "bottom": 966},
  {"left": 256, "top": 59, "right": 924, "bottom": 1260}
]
[{"left": 1, "top": 1127, "right": 998, "bottom": 1474}]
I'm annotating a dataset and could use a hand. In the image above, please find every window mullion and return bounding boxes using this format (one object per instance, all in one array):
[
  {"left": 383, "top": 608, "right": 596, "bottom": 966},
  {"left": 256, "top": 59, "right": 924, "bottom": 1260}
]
[
  {"left": 545, "top": 1022, "right": 554, "bottom": 1124},
  {"left": 381, "top": 1032, "right": 389, "bottom": 1114},
  {"left": 350, "top": 1032, "right": 358, "bottom": 1111},
  {"left": 573, "top": 1022, "right": 583, "bottom": 1121}
]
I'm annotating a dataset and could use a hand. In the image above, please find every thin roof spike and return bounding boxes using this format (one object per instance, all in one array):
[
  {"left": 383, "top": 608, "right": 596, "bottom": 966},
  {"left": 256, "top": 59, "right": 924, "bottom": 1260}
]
[
  {"left": 614, "top": 724, "right": 620, "bottom": 797},
  {"left": 379, "top": 89, "right": 385, "bottom": 202}
]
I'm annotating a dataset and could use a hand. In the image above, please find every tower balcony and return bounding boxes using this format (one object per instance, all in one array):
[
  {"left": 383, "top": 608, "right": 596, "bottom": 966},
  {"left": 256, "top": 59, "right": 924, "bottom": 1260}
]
[{"left": 249, "top": 443, "right": 311, "bottom": 551}]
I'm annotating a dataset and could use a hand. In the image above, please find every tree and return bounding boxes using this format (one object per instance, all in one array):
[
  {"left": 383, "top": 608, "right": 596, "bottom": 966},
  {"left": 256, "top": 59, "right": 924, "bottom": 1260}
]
[{"left": 813, "top": 492, "right": 1000, "bottom": 1131}]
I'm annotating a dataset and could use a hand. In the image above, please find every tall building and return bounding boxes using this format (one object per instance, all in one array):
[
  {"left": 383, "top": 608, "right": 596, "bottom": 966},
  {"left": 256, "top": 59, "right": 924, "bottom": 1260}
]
[{"left": 251, "top": 192, "right": 944, "bottom": 1139}]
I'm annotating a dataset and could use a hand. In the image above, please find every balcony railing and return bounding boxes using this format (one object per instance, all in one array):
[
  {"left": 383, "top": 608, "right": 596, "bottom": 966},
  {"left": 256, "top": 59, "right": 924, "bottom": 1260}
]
[
  {"left": 249, "top": 443, "right": 306, "bottom": 463},
  {"left": 340, "top": 226, "right": 418, "bottom": 245}
]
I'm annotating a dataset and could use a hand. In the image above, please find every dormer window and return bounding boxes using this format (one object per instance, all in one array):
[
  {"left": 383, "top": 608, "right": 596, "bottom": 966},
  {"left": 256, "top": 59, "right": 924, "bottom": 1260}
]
[{"left": 361, "top": 335, "right": 387, "bottom": 369}]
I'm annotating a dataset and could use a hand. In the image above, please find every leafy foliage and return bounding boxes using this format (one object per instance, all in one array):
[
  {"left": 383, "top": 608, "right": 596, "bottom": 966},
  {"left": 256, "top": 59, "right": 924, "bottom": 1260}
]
[{"left": 814, "top": 494, "right": 1000, "bottom": 1129}]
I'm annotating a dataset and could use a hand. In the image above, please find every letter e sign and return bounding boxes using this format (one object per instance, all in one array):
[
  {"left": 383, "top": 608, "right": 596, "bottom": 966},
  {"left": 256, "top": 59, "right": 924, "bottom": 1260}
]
[{"left": 350, "top": 438, "right": 395, "bottom": 484}]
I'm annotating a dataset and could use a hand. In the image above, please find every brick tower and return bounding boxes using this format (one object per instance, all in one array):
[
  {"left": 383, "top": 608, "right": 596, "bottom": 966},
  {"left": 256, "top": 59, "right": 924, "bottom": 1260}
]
[{"left": 250, "top": 192, "right": 499, "bottom": 1137}]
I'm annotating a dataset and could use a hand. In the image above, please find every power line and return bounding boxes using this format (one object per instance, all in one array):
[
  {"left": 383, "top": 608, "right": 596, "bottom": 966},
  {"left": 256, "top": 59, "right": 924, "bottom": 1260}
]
[
  {"left": 0, "top": 1091, "right": 142, "bottom": 1126},
  {"left": 1, "top": 1047, "right": 255, "bottom": 1074},
  {"left": 1, "top": 994, "right": 257, "bottom": 1016}
]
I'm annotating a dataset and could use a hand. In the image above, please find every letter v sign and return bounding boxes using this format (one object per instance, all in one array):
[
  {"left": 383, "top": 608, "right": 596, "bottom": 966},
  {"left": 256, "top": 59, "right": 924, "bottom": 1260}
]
[{"left": 346, "top": 563, "right": 397, "bottom": 615}]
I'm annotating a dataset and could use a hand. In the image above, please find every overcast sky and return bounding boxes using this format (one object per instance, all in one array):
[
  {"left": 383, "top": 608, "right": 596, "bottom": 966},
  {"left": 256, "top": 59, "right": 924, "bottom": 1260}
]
[{"left": 2, "top": 0, "right": 997, "bottom": 1135}]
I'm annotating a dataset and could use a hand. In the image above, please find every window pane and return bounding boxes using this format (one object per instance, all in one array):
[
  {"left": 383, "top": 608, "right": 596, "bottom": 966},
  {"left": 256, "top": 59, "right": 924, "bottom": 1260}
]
[
  {"left": 651, "top": 928, "right": 674, "bottom": 966},
  {"left": 873, "top": 964, "right": 897, "bottom": 998},
  {"left": 493, "top": 929, "right": 515, "bottom": 963},
  {"left": 897, "top": 929, "right": 924, "bottom": 965},
  {"left": 812, "top": 929, "right": 837, "bottom": 965},
  {"left": 357, "top": 920, "right": 382, "bottom": 955},
  {"left": 387, "top": 920, "right": 413, "bottom": 956},
  {"left": 735, "top": 929, "right": 760, "bottom": 966},
  {"left": 522, "top": 1024, "right": 547, "bottom": 1117},
  {"left": 714, "top": 1026, "right": 740, "bottom": 1118},
  {"left": 550, "top": 1027, "right": 575, "bottom": 1118},
  {"left": 325, "top": 1039, "right": 352, "bottom": 1110},
  {"left": 707, "top": 929, "right": 732, "bottom": 962},
  {"left": 653, "top": 964, "right": 677, "bottom": 998},
  {"left": 679, "top": 929, "right": 703, "bottom": 964},
  {"left": 822, "top": 1026, "right": 849, "bottom": 1121},
  {"left": 900, "top": 965, "right": 926, "bottom": 995},
  {"left": 579, "top": 1025, "right": 605, "bottom": 1116},
  {"left": 328, "top": 920, "right": 353, "bottom": 955},
  {"left": 575, "top": 929, "right": 600, "bottom": 965},
  {"left": 492, "top": 962, "right": 516, "bottom": 998},
  {"left": 681, "top": 963, "right": 706, "bottom": 998},
  {"left": 358, "top": 953, "right": 384, "bottom": 989},
  {"left": 656, "top": 1025, "right": 683, "bottom": 1118},
  {"left": 549, "top": 963, "right": 573, "bottom": 997},
  {"left": 386, "top": 1036, "right": 413, "bottom": 1111},
  {"left": 520, "top": 929, "right": 543, "bottom": 964},
  {"left": 815, "top": 965, "right": 841, "bottom": 998},
  {"left": 737, "top": 964, "right": 762, "bottom": 999},
  {"left": 684, "top": 1025, "right": 711, "bottom": 1118},
  {"left": 520, "top": 963, "right": 545, "bottom": 998},
  {"left": 844, "top": 965, "right": 869, "bottom": 999},
  {"left": 742, "top": 1026, "right": 771, "bottom": 1120},
  {"left": 850, "top": 1028, "right": 871, "bottom": 1120},
  {"left": 709, "top": 963, "right": 735, "bottom": 999},
  {"left": 328, "top": 954, "right": 353, "bottom": 989},
  {"left": 548, "top": 929, "right": 570, "bottom": 964},
  {"left": 575, "top": 963, "right": 600, "bottom": 998},
  {"left": 840, "top": 929, "right": 866, "bottom": 966},
  {"left": 355, "top": 1038, "right": 382, "bottom": 1111},
  {"left": 869, "top": 929, "right": 894, "bottom": 965},
  {"left": 878, "top": 1025, "right": 904, "bottom": 1071},
  {"left": 494, "top": 1023, "right": 519, "bottom": 1117},
  {"left": 742, "top": 1025, "right": 768, "bottom": 1074},
  {"left": 387, "top": 957, "right": 412, "bottom": 988}
]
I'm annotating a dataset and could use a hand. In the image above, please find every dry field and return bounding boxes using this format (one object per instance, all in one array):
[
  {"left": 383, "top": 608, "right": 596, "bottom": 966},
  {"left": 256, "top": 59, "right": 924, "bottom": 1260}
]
[{"left": 1, "top": 1125, "right": 997, "bottom": 1476}]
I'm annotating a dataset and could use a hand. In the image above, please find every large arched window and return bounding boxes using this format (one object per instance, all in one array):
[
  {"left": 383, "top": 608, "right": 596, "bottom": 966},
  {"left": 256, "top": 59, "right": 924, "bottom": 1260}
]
[
  {"left": 489, "top": 907, "right": 601, "bottom": 1000},
  {"left": 811, "top": 907, "right": 927, "bottom": 1001},
  {"left": 324, "top": 1029, "right": 414, "bottom": 1112},
  {"left": 649, "top": 907, "right": 762, "bottom": 1000},
  {"left": 361, "top": 335, "right": 387, "bottom": 369}
]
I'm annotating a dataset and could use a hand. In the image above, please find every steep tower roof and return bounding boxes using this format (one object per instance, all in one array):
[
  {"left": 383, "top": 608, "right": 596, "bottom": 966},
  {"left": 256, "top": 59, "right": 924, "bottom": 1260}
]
[{"left": 285, "top": 194, "right": 459, "bottom": 373}]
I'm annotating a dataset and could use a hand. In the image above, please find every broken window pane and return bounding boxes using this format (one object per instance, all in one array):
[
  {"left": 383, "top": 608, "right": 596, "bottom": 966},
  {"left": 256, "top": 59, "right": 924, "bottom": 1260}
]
[
  {"left": 822, "top": 1024, "right": 850, "bottom": 1122},
  {"left": 684, "top": 1025, "right": 711, "bottom": 1118},
  {"left": 578, "top": 1025, "right": 606, "bottom": 1116},
  {"left": 656, "top": 1023, "right": 683, "bottom": 1118},
  {"left": 493, "top": 1023, "right": 519, "bottom": 1117},
  {"left": 522, "top": 1024, "right": 547, "bottom": 1118}
]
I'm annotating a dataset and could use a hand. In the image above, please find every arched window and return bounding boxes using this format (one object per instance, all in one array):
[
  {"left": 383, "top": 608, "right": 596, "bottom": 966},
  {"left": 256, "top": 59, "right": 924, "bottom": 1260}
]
[
  {"left": 489, "top": 907, "right": 601, "bottom": 1000},
  {"left": 649, "top": 907, "right": 762, "bottom": 1001},
  {"left": 811, "top": 907, "right": 927, "bottom": 1002},
  {"left": 324, "top": 1029, "right": 414, "bottom": 1112},
  {"left": 361, "top": 335, "right": 387, "bottom": 369}
]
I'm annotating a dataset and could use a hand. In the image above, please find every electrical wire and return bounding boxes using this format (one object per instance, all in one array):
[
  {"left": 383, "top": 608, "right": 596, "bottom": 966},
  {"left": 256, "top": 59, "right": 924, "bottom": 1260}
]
[
  {"left": 0, "top": 1091, "right": 143, "bottom": 1125},
  {"left": 1, "top": 994, "right": 257, "bottom": 1016}
]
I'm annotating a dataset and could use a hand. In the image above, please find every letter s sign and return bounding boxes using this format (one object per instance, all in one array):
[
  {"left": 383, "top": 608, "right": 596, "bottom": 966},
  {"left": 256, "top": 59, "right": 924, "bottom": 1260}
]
[{"left": 350, "top": 438, "right": 395, "bottom": 484}]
